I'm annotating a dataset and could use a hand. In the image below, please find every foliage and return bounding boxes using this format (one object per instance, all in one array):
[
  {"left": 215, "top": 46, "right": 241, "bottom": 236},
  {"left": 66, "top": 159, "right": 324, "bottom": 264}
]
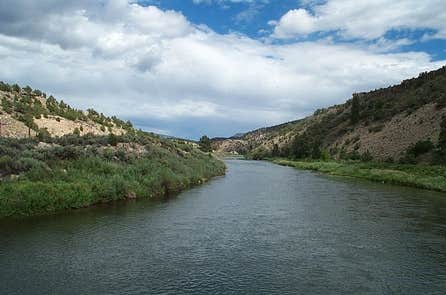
[
  {"left": 274, "top": 158, "right": 446, "bottom": 193},
  {"left": 438, "top": 115, "right": 446, "bottom": 153},
  {"left": 37, "top": 128, "right": 51, "bottom": 141},
  {"left": 407, "top": 140, "right": 434, "bottom": 157},
  {"left": 108, "top": 133, "right": 118, "bottom": 146},
  {"left": 199, "top": 135, "right": 212, "bottom": 152},
  {"left": 239, "top": 66, "right": 446, "bottom": 162},
  {"left": 0, "top": 134, "right": 225, "bottom": 218},
  {"left": 248, "top": 146, "right": 270, "bottom": 160},
  {"left": 272, "top": 144, "right": 280, "bottom": 157},
  {"left": 0, "top": 81, "right": 135, "bottom": 134},
  {"left": 350, "top": 94, "right": 360, "bottom": 124}
]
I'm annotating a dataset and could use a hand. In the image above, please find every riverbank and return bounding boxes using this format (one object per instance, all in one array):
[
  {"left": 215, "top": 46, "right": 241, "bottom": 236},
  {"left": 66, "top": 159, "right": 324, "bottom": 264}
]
[
  {"left": 0, "top": 134, "right": 226, "bottom": 218},
  {"left": 273, "top": 158, "right": 446, "bottom": 193}
]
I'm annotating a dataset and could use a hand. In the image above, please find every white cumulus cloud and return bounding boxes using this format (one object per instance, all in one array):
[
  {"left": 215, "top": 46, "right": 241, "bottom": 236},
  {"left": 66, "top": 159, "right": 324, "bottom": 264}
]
[
  {"left": 0, "top": 0, "right": 444, "bottom": 138},
  {"left": 272, "top": 0, "right": 446, "bottom": 40}
]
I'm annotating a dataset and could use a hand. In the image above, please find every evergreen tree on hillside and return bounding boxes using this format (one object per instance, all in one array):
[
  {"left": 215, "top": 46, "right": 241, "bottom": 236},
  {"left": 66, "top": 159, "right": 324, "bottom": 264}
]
[
  {"left": 438, "top": 115, "right": 446, "bottom": 154},
  {"left": 350, "top": 94, "right": 360, "bottom": 124},
  {"left": 23, "top": 86, "right": 32, "bottom": 94},
  {"left": 199, "top": 135, "right": 212, "bottom": 152},
  {"left": 0, "top": 81, "right": 11, "bottom": 92},
  {"left": 291, "top": 135, "right": 310, "bottom": 159},
  {"left": 12, "top": 84, "right": 21, "bottom": 93},
  {"left": 108, "top": 133, "right": 118, "bottom": 146},
  {"left": 272, "top": 143, "right": 280, "bottom": 157}
]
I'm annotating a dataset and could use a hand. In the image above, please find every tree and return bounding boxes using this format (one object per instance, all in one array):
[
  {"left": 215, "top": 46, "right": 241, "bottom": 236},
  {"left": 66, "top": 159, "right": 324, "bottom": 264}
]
[
  {"left": 23, "top": 85, "right": 32, "bottom": 94},
  {"left": 272, "top": 143, "right": 280, "bottom": 157},
  {"left": 108, "top": 133, "right": 118, "bottom": 146},
  {"left": 310, "top": 140, "right": 322, "bottom": 159},
  {"left": 291, "top": 135, "right": 310, "bottom": 159},
  {"left": 350, "top": 94, "right": 360, "bottom": 124},
  {"left": 37, "top": 128, "right": 51, "bottom": 141},
  {"left": 407, "top": 140, "right": 434, "bottom": 157},
  {"left": 1, "top": 97, "right": 13, "bottom": 113},
  {"left": 199, "top": 135, "right": 212, "bottom": 152},
  {"left": 32, "top": 89, "right": 42, "bottom": 96},
  {"left": 0, "top": 81, "right": 11, "bottom": 92},
  {"left": 12, "top": 84, "right": 20, "bottom": 93},
  {"left": 438, "top": 115, "right": 446, "bottom": 153},
  {"left": 73, "top": 127, "right": 81, "bottom": 136}
]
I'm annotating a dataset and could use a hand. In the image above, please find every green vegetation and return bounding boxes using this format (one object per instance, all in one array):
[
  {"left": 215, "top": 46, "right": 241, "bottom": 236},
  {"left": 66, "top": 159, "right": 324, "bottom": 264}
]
[
  {"left": 199, "top": 135, "right": 212, "bottom": 152},
  {"left": 350, "top": 94, "right": 360, "bottom": 124},
  {"left": 273, "top": 158, "right": 446, "bottom": 193},
  {"left": 241, "top": 66, "right": 446, "bottom": 162},
  {"left": 438, "top": 115, "right": 446, "bottom": 155},
  {"left": 401, "top": 140, "right": 435, "bottom": 164},
  {"left": 0, "top": 133, "right": 225, "bottom": 218},
  {"left": 0, "top": 81, "right": 133, "bottom": 134}
]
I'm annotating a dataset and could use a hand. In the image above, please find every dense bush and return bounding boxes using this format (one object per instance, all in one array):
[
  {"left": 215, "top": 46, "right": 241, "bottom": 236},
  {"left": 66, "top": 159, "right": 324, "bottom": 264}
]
[
  {"left": 199, "top": 135, "right": 212, "bottom": 152},
  {"left": 407, "top": 140, "right": 434, "bottom": 157},
  {"left": 350, "top": 94, "right": 360, "bottom": 124},
  {"left": 0, "top": 134, "right": 225, "bottom": 217}
]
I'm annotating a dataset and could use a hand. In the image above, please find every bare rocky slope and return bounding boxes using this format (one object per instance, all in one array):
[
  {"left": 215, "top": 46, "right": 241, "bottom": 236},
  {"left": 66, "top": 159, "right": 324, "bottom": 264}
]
[
  {"left": 213, "top": 65, "right": 446, "bottom": 162},
  {"left": 0, "top": 83, "right": 131, "bottom": 138}
]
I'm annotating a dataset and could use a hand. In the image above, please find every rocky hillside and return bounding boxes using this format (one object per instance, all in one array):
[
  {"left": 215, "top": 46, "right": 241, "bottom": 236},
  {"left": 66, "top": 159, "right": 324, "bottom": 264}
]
[
  {"left": 0, "top": 83, "right": 132, "bottom": 138},
  {"left": 213, "top": 65, "right": 446, "bottom": 163}
]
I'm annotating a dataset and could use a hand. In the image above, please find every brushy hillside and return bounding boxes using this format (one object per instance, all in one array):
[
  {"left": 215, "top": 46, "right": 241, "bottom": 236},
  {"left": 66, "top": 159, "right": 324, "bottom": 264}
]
[
  {"left": 213, "top": 65, "right": 446, "bottom": 164},
  {"left": 0, "top": 132, "right": 225, "bottom": 218},
  {"left": 0, "top": 82, "right": 133, "bottom": 138},
  {"left": 0, "top": 82, "right": 225, "bottom": 218}
]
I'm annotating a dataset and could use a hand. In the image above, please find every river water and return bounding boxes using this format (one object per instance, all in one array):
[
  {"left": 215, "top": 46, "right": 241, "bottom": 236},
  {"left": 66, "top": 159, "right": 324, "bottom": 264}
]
[{"left": 1, "top": 160, "right": 446, "bottom": 294}]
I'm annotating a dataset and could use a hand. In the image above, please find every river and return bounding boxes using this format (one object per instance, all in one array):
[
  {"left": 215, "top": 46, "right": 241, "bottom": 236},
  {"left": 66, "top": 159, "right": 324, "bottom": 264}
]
[{"left": 1, "top": 160, "right": 446, "bottom": 294}]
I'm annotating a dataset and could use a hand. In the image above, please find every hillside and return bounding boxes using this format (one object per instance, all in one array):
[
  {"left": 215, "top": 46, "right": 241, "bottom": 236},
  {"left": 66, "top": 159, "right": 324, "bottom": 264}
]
[
  {"left": 0, "top": 83, "right": 225, "bottom": 218},
  {"left": 213, "top": 65, "right": 446, "bottom": 163},
  {"left": 0, "top": 83, "right": 132, "bottom": 138}
]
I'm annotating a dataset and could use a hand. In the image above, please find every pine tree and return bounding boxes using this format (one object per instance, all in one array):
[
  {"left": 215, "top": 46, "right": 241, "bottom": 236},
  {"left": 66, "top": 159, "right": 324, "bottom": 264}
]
[
  {"left": 438, "top": 115, "right": 446, "bottom": 153},
  {"left": 199, "top": 135, "right": 212, "bottom": 152},
  {"left": 350, "top": 94, "right": 360, "bottom": 124}
]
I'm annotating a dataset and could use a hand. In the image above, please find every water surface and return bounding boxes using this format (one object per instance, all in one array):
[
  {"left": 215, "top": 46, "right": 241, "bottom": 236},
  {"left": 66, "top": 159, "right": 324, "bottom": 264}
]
[{"left": 1, "top": 160, "right": 446, "bottom": 294}]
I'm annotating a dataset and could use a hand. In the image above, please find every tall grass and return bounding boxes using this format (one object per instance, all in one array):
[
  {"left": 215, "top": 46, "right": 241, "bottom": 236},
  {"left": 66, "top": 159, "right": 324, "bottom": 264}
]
[
  {"left": 0, "top": 136, "right": 225, "bottom": 218},
  {"left": 273, "top": 158, "right": 446, "bottom": 193}
]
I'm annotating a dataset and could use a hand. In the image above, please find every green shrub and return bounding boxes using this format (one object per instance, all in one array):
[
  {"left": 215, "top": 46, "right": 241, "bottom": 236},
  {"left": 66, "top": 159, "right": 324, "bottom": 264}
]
[
  {"left": 0, "top": 132, "right": 226, "bottom": 217},
  {"left": 350, "top": 94, "right": 360, "bottom": 124},
  {"left": 199, "top": 135, "right": 212, "bottom": 152},
  {"left": 37, "top": 128, "right": 51, "bottom": 141},
  {"left": 407, "top": 140, "right": 434, "bottom": 157}
]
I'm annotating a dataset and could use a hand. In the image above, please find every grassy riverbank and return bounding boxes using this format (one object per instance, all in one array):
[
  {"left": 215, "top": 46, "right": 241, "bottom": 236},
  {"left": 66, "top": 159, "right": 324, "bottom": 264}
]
[
  {"left": 0, "top": 134, "right": 225, "bottom": 218},
  {"left": 273, "top": 158, "right": 446, "bottom": 193}
]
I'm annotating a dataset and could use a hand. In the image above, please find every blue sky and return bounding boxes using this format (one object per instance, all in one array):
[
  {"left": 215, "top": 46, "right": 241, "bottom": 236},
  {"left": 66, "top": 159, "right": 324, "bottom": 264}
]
[
  {"left": 139, "top": 0, "right": 298, "bottom": 37},
  {"left": 140, "top": 0, "right": 446, "bottom": 60},
  {"left": 0, "top": 0, "right": 445, "bottom": 139}
]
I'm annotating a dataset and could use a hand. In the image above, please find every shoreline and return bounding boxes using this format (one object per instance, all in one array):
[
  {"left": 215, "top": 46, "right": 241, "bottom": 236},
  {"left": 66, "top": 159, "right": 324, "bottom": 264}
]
[
  {"left": 2, "top": 171, "right": 226, "bottom": 220},
  {"left": 272, "top": 158, "right": 446, "bottom": 193}
]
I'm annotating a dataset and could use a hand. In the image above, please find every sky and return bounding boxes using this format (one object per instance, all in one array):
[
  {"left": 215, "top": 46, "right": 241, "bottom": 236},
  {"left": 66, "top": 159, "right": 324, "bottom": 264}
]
[{"left": 0, "top": 0, "right": 445, "bottom": 139}]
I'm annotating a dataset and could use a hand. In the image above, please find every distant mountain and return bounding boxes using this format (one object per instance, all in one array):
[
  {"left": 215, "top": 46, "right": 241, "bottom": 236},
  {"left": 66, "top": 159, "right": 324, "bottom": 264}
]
[
  {"left": 0, "top": 83, "right": 133, "bottom": 138},
  {"left": 213, "top": 65, "right": 446, "bottom": 163}
]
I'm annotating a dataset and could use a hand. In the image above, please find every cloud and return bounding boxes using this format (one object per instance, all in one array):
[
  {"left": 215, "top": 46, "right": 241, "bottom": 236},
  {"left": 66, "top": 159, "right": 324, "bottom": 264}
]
[
  {"left": 193, "top": 0, "right": 268, "bottom": 4},
  {"left": 272, "top": 0, "right": 446, "bottom": 40},
  {"left": 271, "top": 9, "right": 316, "bottom": 38},
  {"left": 0, "top": 0, "right": 444, "bottom": 139}
]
